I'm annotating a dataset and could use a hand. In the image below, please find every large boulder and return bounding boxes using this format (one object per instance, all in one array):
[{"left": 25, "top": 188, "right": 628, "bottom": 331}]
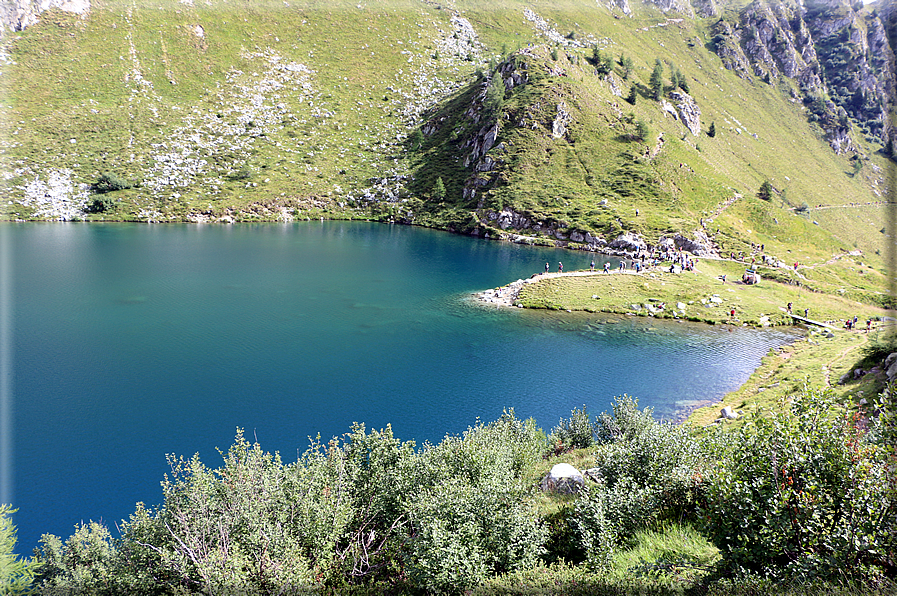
[
  {"left": 541, "top": 463, "right": 585, "bottom": 494},
  {"left": 885, "top": 352, "right": 897, "bottom": 383},
  {"left": 609, "top": 231, "right": 646, "bottom": 253},
  {"left": 672, "top": 231, "right": 716, "bottom": 256}
]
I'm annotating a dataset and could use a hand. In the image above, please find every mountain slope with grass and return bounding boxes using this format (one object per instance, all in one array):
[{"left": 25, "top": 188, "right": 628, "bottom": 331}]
[{"left": 0, "top": 0, "right": 893, "bottom": 296}]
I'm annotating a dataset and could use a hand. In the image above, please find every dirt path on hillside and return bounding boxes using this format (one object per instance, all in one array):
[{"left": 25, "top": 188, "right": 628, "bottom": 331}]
[
  {"left": 800, "top": 200, "right": 887, "bottom": 211},
  {"left": 822, "top": 334, "right": 867, "bottom": 386},
  {"left": 708, "top": 192, "right": 742, "bottom": 220}
]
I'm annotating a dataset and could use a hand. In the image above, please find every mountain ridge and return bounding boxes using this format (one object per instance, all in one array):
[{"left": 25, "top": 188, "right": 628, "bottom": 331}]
[{"left": 0, "top": 0, "right": 892, "bottom": 302}]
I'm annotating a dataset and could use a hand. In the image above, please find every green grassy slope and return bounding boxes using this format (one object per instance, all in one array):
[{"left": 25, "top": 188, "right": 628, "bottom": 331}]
[{"left": 0, "top": 0, "right": 891, "bottom": 299}]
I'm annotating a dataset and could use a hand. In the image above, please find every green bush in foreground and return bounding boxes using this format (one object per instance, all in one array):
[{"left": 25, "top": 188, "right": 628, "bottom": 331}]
[
  {"left": 701, "top": 388, "right": 897, "bottom": 581},
  {"left": 0, "top": 505, "right": 36, "bottom": 595},
  {"left": 575, "top": 396, "right": 718, "bottom": 570},
  {"left": 27, "top": 392, "right": 896, "bottom": 594},
  {"left": 548, "top": 405, "right": 594, "bottom": 451}
]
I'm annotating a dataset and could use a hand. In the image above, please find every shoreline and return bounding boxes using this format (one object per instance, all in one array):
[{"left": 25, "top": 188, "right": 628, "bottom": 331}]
[{"left": 473, "top": 266, "right": 886, "bottom": 426}]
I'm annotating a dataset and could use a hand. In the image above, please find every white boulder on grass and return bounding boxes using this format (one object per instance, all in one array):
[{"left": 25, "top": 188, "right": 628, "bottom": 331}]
[{"left": 541, "top": 463, "right": 585, "bottom": 494}]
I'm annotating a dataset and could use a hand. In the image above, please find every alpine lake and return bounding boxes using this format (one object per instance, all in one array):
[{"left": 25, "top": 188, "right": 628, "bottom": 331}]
[{"left": 6, "top": 222, "right": 799, "bottom": 549}]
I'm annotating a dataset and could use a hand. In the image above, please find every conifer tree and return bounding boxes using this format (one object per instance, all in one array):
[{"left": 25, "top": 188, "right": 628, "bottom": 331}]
[
  {"left": 433, "top": 177, "right": 446, "bottom": 201},
  {"left": 620, "top": 54, "right": 633, "bottom": 79},
  {"left": 485, "top": 73, "right": 505, "bottom": 117},
  {"left": 650, "top": 60, "right": 664, "bottom": 101}
]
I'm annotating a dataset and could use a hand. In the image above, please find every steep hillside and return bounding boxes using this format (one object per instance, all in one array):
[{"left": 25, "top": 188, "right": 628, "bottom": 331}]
[{"left": 0, "top": 0, "right": 892, "bottom": 302}]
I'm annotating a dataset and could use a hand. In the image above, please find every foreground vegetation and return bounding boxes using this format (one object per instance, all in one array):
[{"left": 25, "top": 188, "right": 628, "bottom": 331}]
[{"left": 2, "top": 388, "right": 894, "bottom": 594}]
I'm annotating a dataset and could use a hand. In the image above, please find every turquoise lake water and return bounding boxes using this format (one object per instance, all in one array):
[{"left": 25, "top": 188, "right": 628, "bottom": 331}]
[{"left": 5, "top": 222, "right": 797, "bottom": 548}]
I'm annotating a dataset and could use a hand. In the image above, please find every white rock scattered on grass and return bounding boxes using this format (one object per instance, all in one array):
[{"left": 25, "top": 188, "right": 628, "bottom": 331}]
[{"left": 541, "top": 463, "right": 585, "bottom": 494}]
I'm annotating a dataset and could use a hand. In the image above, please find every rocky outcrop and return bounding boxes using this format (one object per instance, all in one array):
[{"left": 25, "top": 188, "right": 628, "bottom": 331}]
[
  {"left": 692, "top": 0, "right": 717, "bottom": 18},
  {"left": 459, "top": 55, "right": 536, "bottom": 201},
  {"left": 670, "top": 231, "right": 717, "bottom": 256},
  {"left": 552, "top": 102, "right": 572, "bottom": 139},
  {"left": 0, "top": 0, "right": 88, "bottom": 32},
  {"left": 711, "top": 19, "right": 753, "bottom": 79},
  {"left": 489, "top": 208, "right": 530, "bottom": 230},
  {"left": 826, "top": 126, "right": 854, "bottom": 154},
  {"left": 708, "top": 0, "right": 895, "bottom": 148},
  {"left": 605, "top": 0, "right": 632, "bottom": 16},
  {"left": 609, "top": 231, "right": 647, "bottom": 253},
  {"left": 643, "top": 0, "right": 693, "bottom": 16},
  {"left": 669, "top": 90, "right": 701, "bottom": 136}
]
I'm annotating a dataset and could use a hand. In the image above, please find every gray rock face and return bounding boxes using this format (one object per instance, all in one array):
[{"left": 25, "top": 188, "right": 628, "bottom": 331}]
[
  {"left": 552, "top": 102, "right": 572, "bottom": 139},
  {"left": 606, "top": 0, "right": 632, "bottom": 16},
  {"left": 669, "top": 90, "right": 701, "bottom": 136},
  {"left": 826, "top": 126, "right": 854, "bottom": 155},
  {"left": 0, "top": 0, "right": 89, "bottom": 32},
  {"left": 671, "top": 231, "right": 716, "bottom": 256},
  {"left": 541, "top": 463, "right": 585, "bottom": 494},
  {"left": 643, "top": 0, "right": 693, "bottom": 15},
  {"left": 490, "top": 208, "right": 530, "bottom": 230},
  {"left": 692, "top": 0, "right": 717, "bottom": 18},
  {"left": 709, "top": 0, "right": 894, "bottom": 152},
  {"left": 660, "top": 99, "right": 679, "bottom": 122},
  {"left": 712, "top": 19, "right": 753, "bottom": 80},
  {"left": 609, "top": 231, "right": 646, "bottom": 252},
  {"left": 886, "top": 352, "right": 897, "bottom": 383}
]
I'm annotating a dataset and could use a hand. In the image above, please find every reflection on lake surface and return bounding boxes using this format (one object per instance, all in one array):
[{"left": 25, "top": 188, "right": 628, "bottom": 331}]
[{"left": 6, "top": 222, "right": 797, "bottom": 547}]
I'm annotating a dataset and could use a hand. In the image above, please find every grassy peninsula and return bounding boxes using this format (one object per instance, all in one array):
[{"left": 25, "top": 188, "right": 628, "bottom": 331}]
[{"left": 482, "top": 253, "right": 890, "bottom": 422}]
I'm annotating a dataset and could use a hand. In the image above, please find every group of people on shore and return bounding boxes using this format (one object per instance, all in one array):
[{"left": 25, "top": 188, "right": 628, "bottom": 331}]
[
  {"left": 786, "top": 302, "right": 874, "bottom": 332},
  {"left": 844, "top": 315, "right": 873, "bottom": 331},
  {"left": 544, "top": 245, "right": 701, "bottom": 277}
]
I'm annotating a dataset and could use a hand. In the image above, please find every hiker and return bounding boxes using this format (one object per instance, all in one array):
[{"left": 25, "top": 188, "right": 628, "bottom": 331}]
[
  {"left": 730, "top": 308, "right": 736, "bottom": 319},
  {"left": 787, "top": 302, "right": 792, "bottom": 314},
  {"left": 545, "top": 262, "right": 549, "bottom": 274},
  {"left": 590, "top": 260, "right": 595, "bottom": 272},
  {"left": 867, "top": 319, "right": 872, "bottom": 331},
  {"left": 558, "top": 262, "right": 563, "bottom": 273},
  {"left": 804, "top": 308, "right": 809, "bottom": 318},
  {"left": 721, "top": 274, "right": 726, "bottom": 283},
  {"left": 604, "top": 262, "right": 610, "bottom": 273}
]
